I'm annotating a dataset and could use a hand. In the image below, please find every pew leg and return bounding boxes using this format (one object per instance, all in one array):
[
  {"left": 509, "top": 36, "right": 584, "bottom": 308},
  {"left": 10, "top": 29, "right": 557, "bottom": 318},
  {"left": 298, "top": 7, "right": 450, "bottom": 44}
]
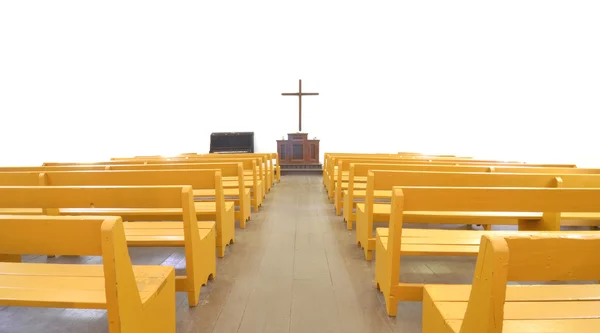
[
  {"left": 385, "top": 296, "right": 398, "bottom": 317},
  {"left": 364, "top": 247, "right": 373, "bottom": 261},
  {"left": 482, "top": 225, "right": 491, "bottom": 231},
  {"left": 188, "top": 290, "right": 200, "bottom": 307},
  {"left": 217, "top": 246, "right": 225, "bottom": 258}
]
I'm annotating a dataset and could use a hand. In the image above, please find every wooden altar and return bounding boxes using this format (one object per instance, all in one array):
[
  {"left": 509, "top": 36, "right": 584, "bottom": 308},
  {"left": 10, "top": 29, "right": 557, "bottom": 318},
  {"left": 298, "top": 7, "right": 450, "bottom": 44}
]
[{"left": 277, "top": 133, "right": 320, "bottom": 165}]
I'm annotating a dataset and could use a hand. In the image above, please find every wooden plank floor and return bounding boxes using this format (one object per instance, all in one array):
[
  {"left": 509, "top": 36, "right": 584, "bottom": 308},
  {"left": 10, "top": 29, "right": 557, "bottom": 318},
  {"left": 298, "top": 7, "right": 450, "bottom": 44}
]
[{"left": 1, "top": 174, "right": 513, "bottom": 332}]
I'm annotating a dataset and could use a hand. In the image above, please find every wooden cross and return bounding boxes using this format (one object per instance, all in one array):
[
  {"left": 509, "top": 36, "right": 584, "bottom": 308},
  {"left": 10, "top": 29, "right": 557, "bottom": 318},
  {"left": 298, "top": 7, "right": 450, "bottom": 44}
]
[{"left": 281, "top": 79, "right": 319, "bottom": 132}]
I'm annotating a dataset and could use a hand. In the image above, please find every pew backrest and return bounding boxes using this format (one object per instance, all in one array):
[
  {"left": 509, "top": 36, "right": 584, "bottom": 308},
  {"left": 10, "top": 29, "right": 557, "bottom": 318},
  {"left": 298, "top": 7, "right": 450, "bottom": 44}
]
[
  {"left": 40, "top": 169, "right": 226, "bottom": 225},
  {"left": 331, "top": 156, "right": 574, "bottom": 195},
  {"left": 0, "top": 172, "right": 43, "bottom": 185},
  {"left": 0, "top": 185, "right": 195, "bottom": 210},
  {"left": 364, "top": 170, "right": 600, "bottom": 229}
]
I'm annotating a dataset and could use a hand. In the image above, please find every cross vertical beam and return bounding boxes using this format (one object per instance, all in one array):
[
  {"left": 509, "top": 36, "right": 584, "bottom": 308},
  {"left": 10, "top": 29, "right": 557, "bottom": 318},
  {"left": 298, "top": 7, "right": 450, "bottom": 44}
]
[
  {"left": 299, "top": 79, "right": 302, "bottom": 132},
  {"left": 281, "top": 79, "right": 319, "bottom": 132}
]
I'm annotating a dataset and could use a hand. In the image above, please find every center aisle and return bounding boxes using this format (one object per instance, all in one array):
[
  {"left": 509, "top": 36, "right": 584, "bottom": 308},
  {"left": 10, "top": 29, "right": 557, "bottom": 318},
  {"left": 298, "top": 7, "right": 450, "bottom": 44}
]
[{"left": 184, "top": 174, "right": 398, "bottom": 333}]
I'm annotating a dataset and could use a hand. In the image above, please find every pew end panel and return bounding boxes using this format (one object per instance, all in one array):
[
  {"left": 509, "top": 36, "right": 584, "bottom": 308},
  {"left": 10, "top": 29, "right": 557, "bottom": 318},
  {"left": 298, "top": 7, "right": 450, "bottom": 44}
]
[{"left": 0, "top": 215, "right": 176, "bottom": 333}]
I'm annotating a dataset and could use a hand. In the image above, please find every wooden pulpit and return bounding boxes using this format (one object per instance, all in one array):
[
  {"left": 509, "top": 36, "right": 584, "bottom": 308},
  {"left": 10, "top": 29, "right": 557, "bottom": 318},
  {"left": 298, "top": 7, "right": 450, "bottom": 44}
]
[{"left": 277, "top": 133, "right": 320, "bottom": 165}]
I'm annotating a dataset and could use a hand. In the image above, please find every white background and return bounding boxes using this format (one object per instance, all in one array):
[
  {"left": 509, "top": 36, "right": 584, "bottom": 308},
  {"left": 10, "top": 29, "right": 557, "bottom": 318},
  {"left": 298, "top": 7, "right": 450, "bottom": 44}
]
[{"left": 1, "top": 1, "right": 599, "bottom": 166}]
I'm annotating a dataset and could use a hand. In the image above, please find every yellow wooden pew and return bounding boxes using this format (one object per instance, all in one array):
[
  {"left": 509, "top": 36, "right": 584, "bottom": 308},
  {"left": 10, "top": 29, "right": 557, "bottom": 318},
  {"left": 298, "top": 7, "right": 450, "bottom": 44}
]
[
  {"left": 334, "top": 159, "right": 503, "bottom": 215},
  {"left": 45, "top": 155, "right": 267, "bottom": 195},
  {"left": 331, "top": 157, "right": 577, "bottom": 208},
  {"left": 358, "top": 170, "right": 600, "bottom": 260},
  {"left": 164, "top": 152, "right": 277, "bottom": 186},
  {"left": 327, "top": 155, "right": 507, "bottom": 200},
  {"left": 344, "top": 164, "right": 494, "bottom": 224},
  {"left": 375, "top": 186, "right": 600, "bottom": 316},
  {"left": 345, "top": 163, "right": 600, "bottom": 227},
  {"left": 132, "top": 157, "right": 266, "bottom": 209},
  {"left": 201, "top": 152, "right": 277, "bottom": 189},
  {"left": 1, "top": 161, "right": 258, "bottom": 215},
  {"left": 105, "top": 162, "right": 251, "bottom": 224},
  {"left": 0, "top": 169, "right": 235, "bottom": 257},
  {"left": 103, "top": 156, "right": 269, "bottom": 199},
  {"left": 323, "top": 152, "right": 505, "bottom": 195},
  {"left": 272, "top": 152, "right": 281, "bottom": 183},
  {"left": 0, "top": 185, "right": 215, "bottom": 307},
  {"left": 323, "top": 153, "right": 402, "bottom": 190},
  {"left": 108, "top": 161, "right": 259, "bottom": 214},
  {"left": 422, "top": 233, "right": 600, "bottom": 333},
  {"left": 169, "top": 152, "right": 277, "bottom": 192},
  {"left": 0, "top": 215, "right": 176, "bottom": 333}
]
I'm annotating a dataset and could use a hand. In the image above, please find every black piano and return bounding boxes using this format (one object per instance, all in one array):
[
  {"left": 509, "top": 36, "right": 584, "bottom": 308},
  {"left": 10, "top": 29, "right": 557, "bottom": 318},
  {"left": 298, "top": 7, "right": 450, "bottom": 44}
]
[{"left": 209, "top": 132, "right": 255, "bottom": 154}]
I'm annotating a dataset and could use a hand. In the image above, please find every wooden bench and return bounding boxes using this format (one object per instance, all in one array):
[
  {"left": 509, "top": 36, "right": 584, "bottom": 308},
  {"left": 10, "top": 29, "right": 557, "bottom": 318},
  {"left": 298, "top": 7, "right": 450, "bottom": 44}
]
[
  {"left": 107, "top": 160, "right": 261, "bottom": 213},
  {"left": 358, "top": 170, "right": 600, "bottom": 260},
  {"left": 272, "top": 152, "right": 281, "bottom": 183},
  {"left": 103, "top": 155, "right": 269, "bottom": 200},
  {"left": 169, "top": 152, "right": 277, "bottom": 192},
  {"left": 5, "top": 160, "right": 261, "bottom": 214},
  {"left": 126, "top": 157, "right": 267, "bottom": 210},
  {"left": 323, "top": 152, "right": 473, "bottom": 189},
  {"left": 323, "top": 153, "right": 405, "bottom": 194},
  {"left": 344, "top": 164, "right": 493, "bottom": 225},
  {"left": 106, "top": 162, "right": 252, "bottom": 224},
  {"left": 0, "top": 185, "right": 215, "bottom": 307},
  {"left": 324, "top": 152, "right": 508, "bottom": 185},
  {"left": 375, "top": 186, "right": 600, "bottom": 316},
  {"left": 202, "top": 152, "right": 278, "bottom": 189},
  {"left": 0, "top": 169, "right": 236, "bottom": 257},
  {"left": 45, "top": 155, "right": 267, "bottom": 198},
  {"left": 332, "top": 158, "right": 577, "bottom": 209},
  {"left": 0, "top": 215, "right": 176, "bottom": 332},
  {"left": 422, "top": 233, "right": 600, "bottom": 333},
  {"left": 326, "top": 155, "right": 543, "bottom": 201},
  {"left": 344, "top": 163, "right": 600, "bottom": 226},
  {"left": 334, "top": 159, "right": 500, "bottom": 214}
]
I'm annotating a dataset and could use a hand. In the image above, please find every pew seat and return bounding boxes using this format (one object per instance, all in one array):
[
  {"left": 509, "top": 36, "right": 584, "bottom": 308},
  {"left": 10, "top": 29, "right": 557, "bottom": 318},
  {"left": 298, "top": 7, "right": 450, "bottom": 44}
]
[
  {"left": 376, "top": 227, "right": 599, "bottom": 258},
  {"left": 423, "top": 284, "right": 600, "bottom": 333},
  {"left": 0, "top": 262, "right": 172, "bottom": 309},
  {"left": 358, "top": 202, "right": 600, "bottom": 261},
  {"left": 359, "top": 202, "right": 600, "bottom": 228},
  {"left": 0, "top": 202, "right": 234, "bottom": 257},
  {"left": 194, "top": 188, "right": 251, "bottom": 223},
  {"left": 124, "top": 221, "right": 215, "bottom": 246},
  {"left": 194, "top": 188, "right": 250, "bottom": 197},
  {"left": 223, "top": 179, "right": 264, "bottom": 209}
]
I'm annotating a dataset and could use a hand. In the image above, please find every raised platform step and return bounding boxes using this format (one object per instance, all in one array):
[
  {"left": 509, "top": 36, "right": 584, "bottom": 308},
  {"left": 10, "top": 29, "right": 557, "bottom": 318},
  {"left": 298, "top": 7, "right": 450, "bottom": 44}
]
[{"left": 280, "top": 164, "right": 323, "bottom": 175}]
